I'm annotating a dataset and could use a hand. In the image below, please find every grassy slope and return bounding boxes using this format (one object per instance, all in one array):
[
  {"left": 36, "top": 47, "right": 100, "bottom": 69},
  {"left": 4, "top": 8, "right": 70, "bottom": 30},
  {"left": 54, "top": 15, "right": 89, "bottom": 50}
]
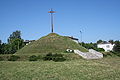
[
  {"left": 0, "top": 53, "right": 82, "bottom": 61},
  {"left": 16, "top": 33, "right": 88, "bottom": 55},
  {"left": 0, "top": 57, "right": 120, "bottom": 80}
]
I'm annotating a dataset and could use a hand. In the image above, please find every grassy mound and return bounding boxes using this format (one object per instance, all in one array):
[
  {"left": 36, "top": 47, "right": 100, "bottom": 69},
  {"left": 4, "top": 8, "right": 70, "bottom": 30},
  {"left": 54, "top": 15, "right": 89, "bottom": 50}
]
[{"left": 16, "top": 33, "right": 88, "bottom": 54}]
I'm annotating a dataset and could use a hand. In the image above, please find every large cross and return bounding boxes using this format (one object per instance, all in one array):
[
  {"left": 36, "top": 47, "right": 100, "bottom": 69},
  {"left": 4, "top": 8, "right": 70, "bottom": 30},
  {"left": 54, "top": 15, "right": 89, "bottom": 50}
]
[{"left": 48, "top": 8, "right": 56, "bottom": 33}]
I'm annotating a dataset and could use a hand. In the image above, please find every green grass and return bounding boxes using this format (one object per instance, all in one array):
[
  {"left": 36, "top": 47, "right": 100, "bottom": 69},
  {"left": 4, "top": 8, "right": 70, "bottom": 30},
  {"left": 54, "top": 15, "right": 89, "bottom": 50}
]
[
  {"left": 0, "top": 53, "right": 82, "bottom": 61},
  {"left": 0, "top": 57, "right": 120, "bottom": 80},
  {"left": 16, "top": 33, "right": 88, "bottom": 55}
]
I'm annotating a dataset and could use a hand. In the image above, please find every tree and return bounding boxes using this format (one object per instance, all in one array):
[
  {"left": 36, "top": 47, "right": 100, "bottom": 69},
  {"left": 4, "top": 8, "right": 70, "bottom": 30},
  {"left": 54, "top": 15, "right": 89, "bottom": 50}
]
[
  {"left": 0, "top": 40, "right": 1, "bottom": 44},
  {"left": 0, "top": 40, "right": 2, "bottom": 53},
  {"left": 80, "top": 42, "right": 97, "bottom": 49},
  {"left": 2, "top": 43, "right": 11, "bottom": 54},
  {"left": 0, "top": 30, "right": 25, "bottom": 54},
  {"left": 113, "top": 41, "right": 120, "bottom": 53},
  {"left": 97, "top": 40, "right": 103, "bottom": 44},
  {"left": 0, "top": 43, "right": 10, "bottom": 54},
  {"left": 80, "top": 42, "right": 104, "bottom": 52},
  {"left": 109, "top": 40, "right": 114, "bottom": 44},
  {"left": 7, "top": 30, "right": 25, "bottom": 53},
  {"left": 2, "top": 30, "right": 25, "bottom": 54},
  {"left": 8, "top": 30, "right": 21, "bottom": 43},
  {"left": 10, "top": 38, "right": 25, "bottom": 52}
]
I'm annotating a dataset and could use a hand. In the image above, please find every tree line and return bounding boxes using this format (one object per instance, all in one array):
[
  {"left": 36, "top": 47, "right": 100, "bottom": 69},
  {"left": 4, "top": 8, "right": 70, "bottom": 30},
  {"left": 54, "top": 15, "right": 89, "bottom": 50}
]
[
  {"left": 80, "top": 39, "right": 120, "bottom": 53},
  {"left": 0, "top": 30, "right": 120, "bottom": 54},
  {"left": 0, "top": 30, "right": 25, "bottom": 54}
]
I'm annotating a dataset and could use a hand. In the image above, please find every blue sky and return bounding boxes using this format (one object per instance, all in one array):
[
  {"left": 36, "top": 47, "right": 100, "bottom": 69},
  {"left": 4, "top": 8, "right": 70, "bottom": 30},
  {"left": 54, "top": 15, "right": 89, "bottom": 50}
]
[{"left": 0, "top": 0, "right": 120, "bottom": 43}]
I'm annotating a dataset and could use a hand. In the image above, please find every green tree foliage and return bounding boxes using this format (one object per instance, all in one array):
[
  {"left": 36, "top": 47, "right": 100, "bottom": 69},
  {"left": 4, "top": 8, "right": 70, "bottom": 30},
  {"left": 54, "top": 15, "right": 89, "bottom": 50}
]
[
  {"left": 109, "top": 40, "right": 114, "bottom": 44},
  {"left": 113, "top": 41, "right": 120, "bottom": 53},
  {"left": 0, "top": 30, "right": 25, "bottom": 54},
  {"left": 8, "top": 30, "right": 21, "bottom": 43},
  {"left": 1, "top": 43, "right": 11, "bottom": 54},
  {"left": 95, "top": 48, "right": 105, "bottom": 52},
  {"left": 0, "top": 40, "right": 1, "bottom": 44},
  {"left": 80, "top": 42, "right": 105, "bottom": 52},
  {"left": 80, "top": 42, "right": 97, "bottom": 49},
  {"left": 29, "top": 55, "right": 38, "bottom": 61},
  {"left": 8, "top": 55, "right": 20, "bottom": 61},
  {"left": 97, "top": 40, "right": 103, "bottom": 44},
  {"left": 10, "top": 38, "right": 25, "bottom": 52},
  {"left": 0, "top": 40, "right": 1, "bottom": 51},
  {"left": 0, "top": 42, "right": 9, "bottom": 54},
  {"left": 7, "top": 30, "right": 25, "bottom": 54}
]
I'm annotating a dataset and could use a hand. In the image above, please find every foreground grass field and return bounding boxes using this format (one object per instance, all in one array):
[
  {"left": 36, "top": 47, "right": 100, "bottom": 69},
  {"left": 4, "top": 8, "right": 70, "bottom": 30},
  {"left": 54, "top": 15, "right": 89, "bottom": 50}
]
[{"left": 0, "top": 57, "right": 120, "bottom": 80}]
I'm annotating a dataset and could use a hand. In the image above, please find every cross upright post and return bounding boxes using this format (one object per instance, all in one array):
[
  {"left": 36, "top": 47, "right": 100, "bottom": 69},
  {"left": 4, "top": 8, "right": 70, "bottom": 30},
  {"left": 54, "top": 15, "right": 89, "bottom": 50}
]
[{"left": 48, "top": 8, "right": 55, "bottom": 33}]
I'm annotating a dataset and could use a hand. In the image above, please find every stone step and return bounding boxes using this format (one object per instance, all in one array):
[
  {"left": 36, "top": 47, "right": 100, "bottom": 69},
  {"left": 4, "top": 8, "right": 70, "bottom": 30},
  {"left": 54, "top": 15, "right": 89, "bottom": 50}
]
[{"left": 74, "top": 49, "right": 103, "bottom": 59}]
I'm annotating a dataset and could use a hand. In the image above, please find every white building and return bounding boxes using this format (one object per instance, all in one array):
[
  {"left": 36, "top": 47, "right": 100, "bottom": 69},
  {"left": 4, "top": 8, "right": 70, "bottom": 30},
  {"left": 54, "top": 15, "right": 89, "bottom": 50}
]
[
  {"left": 24, "top": 40, "right": 35, "bottom": 45},
  {"left": 97, "top": 42, "right": 115, "bottom": 52}
]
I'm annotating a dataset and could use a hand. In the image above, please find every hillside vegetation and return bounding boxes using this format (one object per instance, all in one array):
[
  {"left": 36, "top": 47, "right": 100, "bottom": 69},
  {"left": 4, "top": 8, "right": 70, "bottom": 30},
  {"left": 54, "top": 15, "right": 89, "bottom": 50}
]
[{"left": 16, "top": 33, "right": 88, "bottom": 55}]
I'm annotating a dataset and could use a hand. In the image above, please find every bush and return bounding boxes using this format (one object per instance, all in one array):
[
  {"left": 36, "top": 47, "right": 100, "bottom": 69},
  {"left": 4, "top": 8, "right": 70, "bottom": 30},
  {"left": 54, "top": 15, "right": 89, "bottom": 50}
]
[
  {"left": 8, "top": 55, "right": 20, "bottom": 61},
  {"left": 95, "top": 48, "right": 105, "bottom": 52},
  {"left": 103, "top": 52, "right": 113, "bottom": 57},
  {"left": 43, "top": 53, "right": 53, "bottom": 61},
  {"left": 0, "top": 57, "right": 4, "bottom": 61},
  {"left": 53, "top": 54, "right": 66, "bottom": 62},
  {"left": 43, "top": 53, "right": 66, "bottom": 62},
  {"left": 37, "top": 55, "right": 42, "bottom": 60},
  {"left": 103, "top": 51, "right": 120, "bottom": 57},
  {"left": 112, "top": 51, "right": 120, "bottom": 57},
  {"left": 113, "top": 41, "right": 120, "bottom": 53},
  {"left": 29, "top": 55, "right": 38, "bottom": 61}
]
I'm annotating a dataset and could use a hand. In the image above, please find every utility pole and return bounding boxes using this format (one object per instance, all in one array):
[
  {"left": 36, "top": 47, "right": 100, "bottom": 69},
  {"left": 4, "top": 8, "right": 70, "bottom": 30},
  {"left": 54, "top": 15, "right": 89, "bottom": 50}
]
[{"left": 48, "top": 8, "right": 56, "bottom": 33}]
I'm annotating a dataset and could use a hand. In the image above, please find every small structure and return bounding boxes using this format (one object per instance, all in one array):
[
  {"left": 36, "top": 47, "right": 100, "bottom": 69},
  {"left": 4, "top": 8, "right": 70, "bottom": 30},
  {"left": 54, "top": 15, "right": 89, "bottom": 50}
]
[
  {"left": 65, "top": 36, "right": 79, "bottom": 43},
  {"left": 66, "top": 49, "right": 74, "bottom": 53},
  {"left": 97, "top": 42, "right": 115, "bottom": 52},
  {"left": 24, "top": 40, "right": 35, "bottom": 45}
]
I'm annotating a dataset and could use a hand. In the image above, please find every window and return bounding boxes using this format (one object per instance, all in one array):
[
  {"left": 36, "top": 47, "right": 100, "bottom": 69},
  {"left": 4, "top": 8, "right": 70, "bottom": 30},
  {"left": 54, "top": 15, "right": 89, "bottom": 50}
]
[{"left": 106, "top": 45, "right": 110, "bottom": 48}]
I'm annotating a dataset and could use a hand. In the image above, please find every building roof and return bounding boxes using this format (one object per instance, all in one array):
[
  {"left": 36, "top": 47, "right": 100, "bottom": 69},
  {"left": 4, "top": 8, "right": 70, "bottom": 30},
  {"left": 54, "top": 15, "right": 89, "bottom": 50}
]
[
  {"left": 65, "top": 36, "right": 79, "bottom": 40},
  {"left": 98, "top": 41, "right": 111, "bottom": 44},
  {"left": 24, "top": 40, "right": 35, "bottom": 43}
]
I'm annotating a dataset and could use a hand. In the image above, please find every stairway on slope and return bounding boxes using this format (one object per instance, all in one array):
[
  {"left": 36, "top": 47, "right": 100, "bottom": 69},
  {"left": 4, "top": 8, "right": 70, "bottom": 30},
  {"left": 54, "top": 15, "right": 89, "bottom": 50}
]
[{"left": 74, "top": 49, "right": 103, "bottom": 59}]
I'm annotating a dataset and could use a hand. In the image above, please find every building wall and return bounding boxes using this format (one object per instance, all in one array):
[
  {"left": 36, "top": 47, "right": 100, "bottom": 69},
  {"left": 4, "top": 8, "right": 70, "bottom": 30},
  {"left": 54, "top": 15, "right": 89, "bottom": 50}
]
[{"left": 97, "top": 44, "right": 114, "bottom": 52}]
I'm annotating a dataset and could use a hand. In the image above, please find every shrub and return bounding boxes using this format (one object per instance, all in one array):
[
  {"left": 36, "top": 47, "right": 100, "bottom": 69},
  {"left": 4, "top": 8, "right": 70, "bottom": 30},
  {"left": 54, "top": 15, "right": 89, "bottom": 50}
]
[
  {"left": 43, "top": 53, "right": 66, "bottom": 62},
  {"left": 37, "top": 55, "right": 42, "bottom": 60},
  {"left": 29, "top": 55, "right": 38, "bottom": 61},
  {"left": 53, "top": 54, "right": 66, "bottom": 62},
  {"left": 95, "top": 48, "right": 105, "bottom": 52},
  {"left": 43, "top": 53, "right": 53, "bottom": 61},
  {"left": 116, "top": 54, "right": 120, "bottom": 57},
  {"left": 112, "top": 51, "right": 120, "bottom": 57},
  {"left": 8, "top": 55, "right": 20, "bottom": 61},
  {"left": 113, "top": 41, "right": 120, "bottom": 53},
  {"left": 0, "top": 57, "right": 4, "bottom": 61},
  {"left": 103, "top": 51, "right": 119, "bottom": 57},
  {"left": 103, "top": 53, "right": 113, "bottom": 57}
]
